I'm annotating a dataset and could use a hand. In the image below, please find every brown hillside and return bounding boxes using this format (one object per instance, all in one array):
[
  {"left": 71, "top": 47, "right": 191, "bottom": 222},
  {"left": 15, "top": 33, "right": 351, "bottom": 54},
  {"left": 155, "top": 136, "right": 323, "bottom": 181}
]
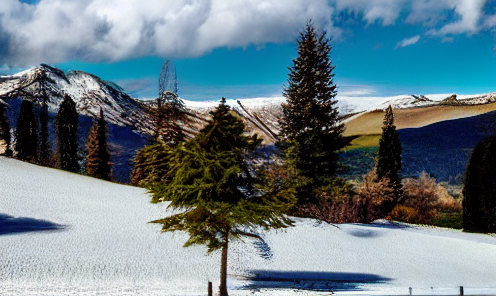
[{"left": 343, "top": 102, "right": 496, "bottom": 136}]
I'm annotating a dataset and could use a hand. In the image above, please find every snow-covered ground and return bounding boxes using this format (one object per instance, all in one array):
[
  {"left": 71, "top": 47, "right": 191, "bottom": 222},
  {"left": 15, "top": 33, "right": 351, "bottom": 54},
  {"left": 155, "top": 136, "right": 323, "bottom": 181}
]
[{"left": 1, "top": 157, "right": 496, "bottom": 295}]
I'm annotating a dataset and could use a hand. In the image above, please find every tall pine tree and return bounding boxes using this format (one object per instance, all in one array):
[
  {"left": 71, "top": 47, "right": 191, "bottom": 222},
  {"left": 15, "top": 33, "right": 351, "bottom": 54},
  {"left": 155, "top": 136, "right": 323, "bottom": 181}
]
[
  {"left": 85, "top": 108, "right": 111, "bottom": 181},
  {"left": 150, "top": 98, "right": 295, "bottom": 296},
  {"left": 376, "top": 105, "right": 403, "bottom": 212},
  {"left": 15, "top": 100, "right": 38, "bottom": 162},
  {"left": 0, "top": 102, "right": 11, "bottom": 156},
  {"left": 56, "top": 95, "right": 79, "bottom": 173},
  {"left": 279, "top": 23, "right": 347, "bottom": 204}
]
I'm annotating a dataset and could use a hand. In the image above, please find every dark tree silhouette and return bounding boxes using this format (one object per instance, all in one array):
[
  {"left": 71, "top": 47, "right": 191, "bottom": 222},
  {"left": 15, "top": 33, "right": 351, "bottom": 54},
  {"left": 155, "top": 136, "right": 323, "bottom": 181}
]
[
  {"left": 462, "top": 135, "right": 496, "bottom": 232},
  {"left": 0, "top": 102, "right": 12, "bottom": 156},
  {"left": 38, "top": 69, "right": 52, "bottom": 166},
  {"left": 56, "top": 95, "right": 79, "bottom": 173},
  {"left": 15, "top": 100, "right": 38, "bottom": 162}
]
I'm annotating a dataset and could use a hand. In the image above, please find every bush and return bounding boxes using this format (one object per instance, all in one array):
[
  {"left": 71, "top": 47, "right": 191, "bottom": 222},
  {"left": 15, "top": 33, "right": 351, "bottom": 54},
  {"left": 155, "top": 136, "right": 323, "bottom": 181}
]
[
  {"left": 389, "top": 205, "right": 417, "bottom": 223},
  {"left": 392, "top": 172, "right": 461, "bottom": 224},
  {"left": 294, "top": 170, "right": 395, "bottom": 224}
]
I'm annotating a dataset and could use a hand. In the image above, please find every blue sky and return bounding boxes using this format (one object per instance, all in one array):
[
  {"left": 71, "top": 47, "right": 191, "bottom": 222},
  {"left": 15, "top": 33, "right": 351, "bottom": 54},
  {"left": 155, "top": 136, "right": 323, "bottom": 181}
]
[{"left": 1, "top": 0, "right": 495, "bottom": 101}]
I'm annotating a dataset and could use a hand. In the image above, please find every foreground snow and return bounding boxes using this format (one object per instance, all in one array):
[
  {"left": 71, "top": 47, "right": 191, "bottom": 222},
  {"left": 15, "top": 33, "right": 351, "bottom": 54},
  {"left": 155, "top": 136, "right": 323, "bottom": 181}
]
[{"left": 1, "top": 157, "right": 496, "bottom": 295}]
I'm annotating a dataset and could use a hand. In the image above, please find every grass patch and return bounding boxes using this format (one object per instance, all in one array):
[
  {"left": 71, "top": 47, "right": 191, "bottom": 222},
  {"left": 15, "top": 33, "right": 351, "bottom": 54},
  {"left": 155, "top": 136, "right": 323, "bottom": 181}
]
[
  {"left": 345, "top": 134, "right": 380, "bottom": 150},
  {"left": 429, "top": 212, "right": 463, "bottom": 229}
]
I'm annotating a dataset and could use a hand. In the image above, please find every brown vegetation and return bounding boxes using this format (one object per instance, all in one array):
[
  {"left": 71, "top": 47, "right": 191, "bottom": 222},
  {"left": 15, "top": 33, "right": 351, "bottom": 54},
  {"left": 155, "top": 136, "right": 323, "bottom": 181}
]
[{"left": 343, "top": 102, "right": 496, "bottom": 136}]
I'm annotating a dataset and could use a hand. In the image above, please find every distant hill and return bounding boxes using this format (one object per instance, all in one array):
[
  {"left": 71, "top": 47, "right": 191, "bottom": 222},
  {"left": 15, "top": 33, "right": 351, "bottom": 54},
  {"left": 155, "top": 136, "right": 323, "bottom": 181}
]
[{"left": 341, "top": 110, "right": 496, "bottom": 184}]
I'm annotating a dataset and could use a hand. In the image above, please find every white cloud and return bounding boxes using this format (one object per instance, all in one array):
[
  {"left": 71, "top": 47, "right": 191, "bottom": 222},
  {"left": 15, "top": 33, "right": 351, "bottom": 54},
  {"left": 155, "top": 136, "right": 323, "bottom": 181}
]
[
  {"left": 0, "top": 0, "right": 341, "bottom": 66},
  {"left": 395, "top": 35, "right": 421, "bottom": 49},
  {"left": 426, "top": 0, "right": 486, "bottom": 36},
  {"left": 441, "top": 37, "right": 454, "bottom": 43},
  {"left": 335, "top": 0, "right": 407, "bottom": 26},
  {"left": 1, "top": 0, "right": 495, "bottom": 66}
]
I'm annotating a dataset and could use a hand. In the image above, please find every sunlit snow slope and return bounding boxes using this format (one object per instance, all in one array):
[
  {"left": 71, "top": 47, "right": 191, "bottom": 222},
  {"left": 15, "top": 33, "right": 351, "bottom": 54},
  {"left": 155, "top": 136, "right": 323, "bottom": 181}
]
[{"left": 1, "top": 157, "right": 496, "bottom": 295}]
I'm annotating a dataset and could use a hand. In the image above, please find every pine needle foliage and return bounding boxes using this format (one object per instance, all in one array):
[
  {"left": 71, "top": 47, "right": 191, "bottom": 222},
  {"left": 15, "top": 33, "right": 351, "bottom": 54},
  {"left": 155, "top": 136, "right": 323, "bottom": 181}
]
[
  {"left": 131, "top": 90, "right": 188, "bottom": 186},
  {"left": 86, "top": 109, "right": 111, "bottom": 181},
  {"left": 376, "top": 105, "right": 403, "bottom": 211},
  {"left": 149, "top": 98, "right": 295, "bottom": 296},
  {"left": 0, "top": 103, "right": 11, "bottom": 156},
  {"left": 279, "top": 22, "right": 347, "bottom": 204},
  {"left": 462, "top": 135, "right": 496, "bottom": 232},
  {"left": 15, "top": 100, "right": 38, "bottom": 162},
  {"left": 56, "top": 95, "right": 79, "bottom": 173}
]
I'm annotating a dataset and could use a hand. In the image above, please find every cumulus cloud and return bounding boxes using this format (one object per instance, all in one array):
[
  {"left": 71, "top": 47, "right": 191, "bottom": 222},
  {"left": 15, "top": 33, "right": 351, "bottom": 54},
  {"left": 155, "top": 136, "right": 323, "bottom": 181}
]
[
  {"left": 395, "top": 35, "right": 421, "bottom": 49},
  {"left": 1, "top": 0, "right": 495, "bottom": 67},
  {"left": 425, "top": 0, "right": 486, "bottom": 36},
  {"left": 0, "top": 0, "right": 340, "bottom": 66}
]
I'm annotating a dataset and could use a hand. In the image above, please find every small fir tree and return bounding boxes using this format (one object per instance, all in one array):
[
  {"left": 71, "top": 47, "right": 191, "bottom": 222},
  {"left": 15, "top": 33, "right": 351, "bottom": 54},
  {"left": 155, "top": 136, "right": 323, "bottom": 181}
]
[
  {"left": 462, "top": 135, "right": 496, "bottom": 232},
  {"left": 0, "top": 103, "right": 12, "bottom": 156},
  {"left": 15, "top": 100, "right": 38, "bottom": 162},
  {"left": 85, "top": 109, "right": 111, "bottom": 181},
  {"left": 375, "top": 105, "right": 402, "bottom": 212},
  {"left": 149, "top": 98, "right": 295, "bottom": 296},
  {"left": 56, "top": 95, "right": 79, "bottom": 173},
  {"left": 279, "top": 22, "right": 348, "bottom": 204}
]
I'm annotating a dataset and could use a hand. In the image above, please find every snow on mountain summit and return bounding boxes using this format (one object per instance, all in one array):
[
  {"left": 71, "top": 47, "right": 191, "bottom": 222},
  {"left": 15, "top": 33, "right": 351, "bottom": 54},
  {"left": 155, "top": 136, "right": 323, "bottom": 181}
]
[{"left": 0, "top": 64, "right": 154, "bottom": 134}]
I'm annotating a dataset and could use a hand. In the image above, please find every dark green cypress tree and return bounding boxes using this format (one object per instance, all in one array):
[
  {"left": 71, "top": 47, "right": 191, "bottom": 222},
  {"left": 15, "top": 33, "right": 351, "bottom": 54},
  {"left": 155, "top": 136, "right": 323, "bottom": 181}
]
[
  {"left": 279, "top": 22, "right": 347, "bottom": 204},
  {"left": 149, "top": 98, "right": 295, "bottom": 296},
  {"left": 0, "top": 103, "right": 11, "bottom": 156},
  {"left": 15, "top": 100, "right": 38, "bottom": 162},
  {"left": 85, "top": 108, "right": 111, "bottom": 180},
  {"left": 462, "top": 135, "right": 496, "bottom": 232},
  {"left": 376, "top": 105, "right": 403, "bottom": 210},
  {"left": 56, "top": 95, "right": 79, "bottom": 173}
]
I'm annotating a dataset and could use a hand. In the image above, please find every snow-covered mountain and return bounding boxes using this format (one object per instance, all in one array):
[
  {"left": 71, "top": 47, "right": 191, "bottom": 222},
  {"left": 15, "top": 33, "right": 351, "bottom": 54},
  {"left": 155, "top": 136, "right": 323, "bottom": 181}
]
[{"left": 0, "top": 64, "right": 154, "bottom": 134}]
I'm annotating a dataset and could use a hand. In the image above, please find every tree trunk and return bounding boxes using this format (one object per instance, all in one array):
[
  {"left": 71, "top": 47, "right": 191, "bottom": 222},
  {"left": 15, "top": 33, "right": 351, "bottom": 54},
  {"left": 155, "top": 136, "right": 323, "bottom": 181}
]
[{"left": 219, "top": 231, "right": 229, "bottom": 296}]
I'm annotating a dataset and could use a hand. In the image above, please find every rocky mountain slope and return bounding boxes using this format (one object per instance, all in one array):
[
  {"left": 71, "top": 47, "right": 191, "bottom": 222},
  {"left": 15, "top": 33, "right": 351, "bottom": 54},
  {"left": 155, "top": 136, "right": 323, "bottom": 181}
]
[{"left": 0, "top": 64, "right": 154, "bottom": 134}]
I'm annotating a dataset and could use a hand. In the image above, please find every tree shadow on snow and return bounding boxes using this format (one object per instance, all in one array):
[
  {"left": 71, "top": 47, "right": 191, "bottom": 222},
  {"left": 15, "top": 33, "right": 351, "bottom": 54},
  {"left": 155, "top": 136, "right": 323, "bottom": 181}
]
[
  {"left": 241, "top": 270, "right": 392, "bottom": 292},
  {"left": 0, "top": 213, "right": 66, "bottom": 235}
]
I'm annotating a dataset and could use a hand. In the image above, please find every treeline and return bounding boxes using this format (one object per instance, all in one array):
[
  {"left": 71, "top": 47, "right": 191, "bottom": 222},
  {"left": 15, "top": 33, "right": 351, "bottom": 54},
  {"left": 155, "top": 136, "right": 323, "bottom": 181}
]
[{"left": 0, "top": 94, "right": 111, "bottom": 181}]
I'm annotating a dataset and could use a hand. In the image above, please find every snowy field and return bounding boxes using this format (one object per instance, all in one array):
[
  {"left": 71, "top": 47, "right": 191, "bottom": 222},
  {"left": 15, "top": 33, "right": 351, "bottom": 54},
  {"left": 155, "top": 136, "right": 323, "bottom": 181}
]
[{"left": 1, "top": 157, "right": 496, "bottom": 295}]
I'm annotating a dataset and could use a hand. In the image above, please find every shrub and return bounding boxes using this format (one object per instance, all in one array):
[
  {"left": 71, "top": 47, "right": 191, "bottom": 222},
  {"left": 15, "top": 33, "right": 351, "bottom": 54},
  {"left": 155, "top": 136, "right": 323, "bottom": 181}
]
[
  {"left": 294, "top": 170, "right": 396, "bottom": 224},
  {"left": 354, "top": 169, "right": 396, "bottom": 223},
  {"left": 389, "top": 205, "right": 417, "bottom": 223},
  {"left": 396, "top": 172, "right": 461, "bottom": 224}
]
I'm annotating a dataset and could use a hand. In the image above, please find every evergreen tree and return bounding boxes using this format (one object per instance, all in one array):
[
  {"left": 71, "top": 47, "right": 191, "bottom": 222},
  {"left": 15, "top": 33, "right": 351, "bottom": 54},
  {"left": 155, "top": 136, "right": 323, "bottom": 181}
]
[
  {"left": 155, "top": 91, "right": 187, "bottom": 145},
  {"left": 131, "top": 73, "right": 188, "bottom": 186},
  {"left": 0, "top": 103, "right": 11, "bottom": 156},
  {"left": 376, "top": 105, "right": 403, "bottom": 211},
  {"left": 150, "top": 98, "right": 295, "bottom": 296},
  {"left": 15, "top": 100, "right": 38, "bottom": 162},
  {"left": 56, "top": 95, "right": 79, "bottom": 173},
  {"left": 462, "top": 135, "right": 496, "bottom": 232},
  {"left": 38, "top": 72, "right": 52, "bottom": 166},
  {"left": 279, "top": 22, "right": 347, "bottom": 204},
  {"left": 85, "top": 108, "right": 111, "bottom": 180}
]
